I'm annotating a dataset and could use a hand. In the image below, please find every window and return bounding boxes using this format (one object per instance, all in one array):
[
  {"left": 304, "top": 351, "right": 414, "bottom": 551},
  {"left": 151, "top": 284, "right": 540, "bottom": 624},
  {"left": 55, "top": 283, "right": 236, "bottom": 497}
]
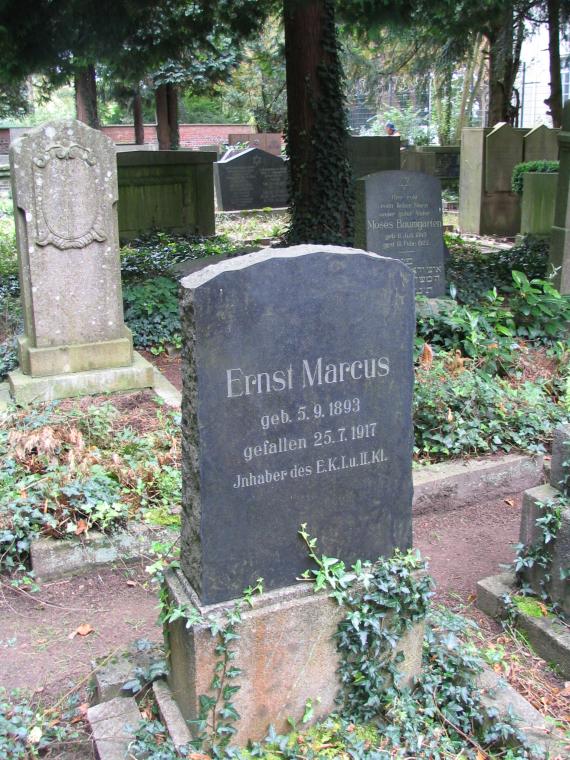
[{"left": 562, "top": 55, "right": 570, "bottom": 104}]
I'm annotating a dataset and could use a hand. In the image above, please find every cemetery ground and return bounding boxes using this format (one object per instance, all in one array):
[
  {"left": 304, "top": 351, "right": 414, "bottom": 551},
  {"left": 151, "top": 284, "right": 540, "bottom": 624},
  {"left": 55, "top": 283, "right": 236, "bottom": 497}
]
[{"left": 0, "top": 205, "right": 570, "bottom": 755}]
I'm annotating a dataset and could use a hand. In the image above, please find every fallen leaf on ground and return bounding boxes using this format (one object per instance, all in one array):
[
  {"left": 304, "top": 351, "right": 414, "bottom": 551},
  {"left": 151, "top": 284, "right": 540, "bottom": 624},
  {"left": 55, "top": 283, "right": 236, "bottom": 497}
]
[
  {"left": 504, "top": 498, "right": 515, "bottom": 507},
  {"left": 420, "top": 343, "right": 434, "bottom": 370},
  {"left": 75, "top": 519, "right": 88, "bottom": 535},
  {"left": 68, "top": 623, "right": 94, "bottom": 639}
]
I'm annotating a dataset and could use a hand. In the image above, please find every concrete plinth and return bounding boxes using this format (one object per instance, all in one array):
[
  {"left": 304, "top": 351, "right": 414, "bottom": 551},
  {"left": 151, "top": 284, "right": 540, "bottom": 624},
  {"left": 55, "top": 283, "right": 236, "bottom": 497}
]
[
  {"left": 164, "top": 569, "right": 424, "bottom": 745},
  {"left": 8, "top": 351, "right": 154, "bottom": 404},
  {"left": 18, "top": 330, "right": 134, "bottom": 377}
]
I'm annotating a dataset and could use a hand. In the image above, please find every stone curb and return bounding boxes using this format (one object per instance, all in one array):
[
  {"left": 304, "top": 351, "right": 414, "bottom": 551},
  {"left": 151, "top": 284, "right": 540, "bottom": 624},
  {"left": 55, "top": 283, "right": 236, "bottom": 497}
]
[
  {"left": 92, "top": 642, "right": 165, "bottom": 704},
  {"left": 30, "top": 523, "right": 177, "bottom": 582},
  {"left": 477, "top": 667, "right": 568, "bottom": 758},
  {"left": 412, "top": 453, "right": 543, "bottom": 516},
  {"left": 87, "top": 696, "right": 141, "bottom": 760},
  {"left": 27, "top": 452, "right": 543, "bottom": 582},
  {"left": 153, "top": 680, "right": 192, "bottom": 755},
  {"left": 87, "top": 652, "right": 566, "bottom": 759},
  {"left": 152, "top": 368, "right": 182, "bottom": 408},
  {"left": 476, "top": 572, "right": 570, "bottom": 679}
]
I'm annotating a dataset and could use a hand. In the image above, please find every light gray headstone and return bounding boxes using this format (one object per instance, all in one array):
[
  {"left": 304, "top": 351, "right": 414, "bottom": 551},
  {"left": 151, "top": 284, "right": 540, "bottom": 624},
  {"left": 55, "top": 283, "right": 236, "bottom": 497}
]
[
  {"left": 485, "top": 123, "right": 524, "bottom": 193},
  {"left": 354, "top": 170, "right": 446, "bottom": 297},
  {"left": 523, "top": 125, "right": 559, "bottom": 162},
  {"left": 9, "top": 119, "right": 132, "bottom": 376}
]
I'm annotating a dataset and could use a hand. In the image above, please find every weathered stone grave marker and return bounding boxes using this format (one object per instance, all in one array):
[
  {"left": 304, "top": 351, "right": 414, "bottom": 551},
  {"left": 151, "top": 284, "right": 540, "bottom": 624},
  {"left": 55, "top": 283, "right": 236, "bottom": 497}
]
[
  {"left": 214, "top": 147, "right": 288, "bottom": 210},
  {"left": 354, "top": 170, "right": 446, "bottom": 297},
  {"left": 228, "top": 132, "right": 282, "bottom": 156},
  {"left": 347, "top": 135, "right": 400, "bottom": 179},
  {"left": 523, "top": 124, "right": 559, "bottom": 162},
  {"left": 550, "top": 101, "right": 570, "bottom": 294},
  {"left": 8, "top": 119, "right": 153, "bottom": 403},
  {"left": 165, "top": 244, "right": 418, "bottom": 740}
]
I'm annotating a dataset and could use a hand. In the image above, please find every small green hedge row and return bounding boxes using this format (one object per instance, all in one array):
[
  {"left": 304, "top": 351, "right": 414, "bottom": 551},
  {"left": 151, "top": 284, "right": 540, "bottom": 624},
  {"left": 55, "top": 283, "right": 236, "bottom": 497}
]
[{"left": 511, "top": 160, "right": 559, "bottom": 195}]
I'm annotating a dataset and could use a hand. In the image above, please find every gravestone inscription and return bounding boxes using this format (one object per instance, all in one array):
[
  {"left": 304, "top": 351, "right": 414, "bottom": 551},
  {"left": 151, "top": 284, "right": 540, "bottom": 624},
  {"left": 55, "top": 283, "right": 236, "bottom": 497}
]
[
  {"left": 180, "top": 245, "right": 415, "bottom": 604},
  {"left": 214, "top": 147, "right": 288, "bottom": 210},
  {"left": 355, "top": 170, "right": 446, "bottom": 297},
  {"left": 7, "top": 119, "right": 154, "bottom": 402}
]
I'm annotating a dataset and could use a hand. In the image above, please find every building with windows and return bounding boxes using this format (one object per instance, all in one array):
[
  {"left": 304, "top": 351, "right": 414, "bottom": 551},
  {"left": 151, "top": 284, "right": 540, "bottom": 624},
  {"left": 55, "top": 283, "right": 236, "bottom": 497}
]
[{"left": 517, "top": 25, "right": 570, "bottom": 127}]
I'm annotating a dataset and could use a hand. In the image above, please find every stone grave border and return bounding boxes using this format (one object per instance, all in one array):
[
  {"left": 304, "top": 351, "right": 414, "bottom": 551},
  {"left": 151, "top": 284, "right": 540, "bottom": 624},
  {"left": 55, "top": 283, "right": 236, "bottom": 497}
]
[
  {"left": 477, "top": 424, "right": 570, "bottom": 679},
  {"left": 28, "top": 451, "right": 542, "bottom": 582},
  {"left": 86, "top": 631, "right": 567, "bottom": 760}
]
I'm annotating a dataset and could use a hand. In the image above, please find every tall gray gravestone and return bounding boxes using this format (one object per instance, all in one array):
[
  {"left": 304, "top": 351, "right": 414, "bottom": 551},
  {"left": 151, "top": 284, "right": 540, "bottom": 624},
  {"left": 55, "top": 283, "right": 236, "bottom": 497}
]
[
  {"left": 459, "top": 124, "right": 523, "bottom": 236},
  {"left": 347, "top": 135, "right": 401, "bottom": 179},
  {"left": 214, "top": 147, "right": 288, "bottom": 210},
  {"left": 354, "top": 170, "right": 446, "bottom": 297},
  {"left": 523, "top": 124, "right": 559, "bottom": 162},
  {"left": 8, "top": 119, "right": 153, "bottom": 403},
  {"left": 178, "top": 245, "right": 415, "bottom": 604},
  {"left": 550, "top": 102, "right": 570, "bottom": 294},
  {"left": 164, "top": 244, "right": 419, "bottom": 742}
]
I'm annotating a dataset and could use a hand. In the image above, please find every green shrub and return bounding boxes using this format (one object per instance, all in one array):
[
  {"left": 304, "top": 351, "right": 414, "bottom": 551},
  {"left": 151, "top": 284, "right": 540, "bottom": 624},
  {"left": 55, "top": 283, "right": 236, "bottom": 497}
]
[
  {"left": 120, "top": 232, "right": 241, "bottom": 283},
  {"left": 508, "top": 270, "right": 570, "bottom": 341},
  {"left": 414, "top": 359, "right": 566, "bottom": 462},
  {"left": 511, "top": 160, "right": 559, "bottom": 195},
  {"left": 123, "top": 276, "right": 181, "bottom": 353},
  {"left": 445, "top": 234, "right": 549, "bottom": 304},
  {"left": 0, "top": 338, "right": 18, "bottom": 380},
  {"left": 0, "top": 688, "right": 78, "bottom": 758},
  {"left": 418, "top": 272, "right": 569, "bottom": 369}
]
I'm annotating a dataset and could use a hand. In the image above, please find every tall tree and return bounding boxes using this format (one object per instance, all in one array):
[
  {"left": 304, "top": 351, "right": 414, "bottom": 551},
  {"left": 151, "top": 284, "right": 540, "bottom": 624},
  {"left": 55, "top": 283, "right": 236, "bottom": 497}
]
[{"left": 283, "top": 0, "right": 354, "bottom": 244}]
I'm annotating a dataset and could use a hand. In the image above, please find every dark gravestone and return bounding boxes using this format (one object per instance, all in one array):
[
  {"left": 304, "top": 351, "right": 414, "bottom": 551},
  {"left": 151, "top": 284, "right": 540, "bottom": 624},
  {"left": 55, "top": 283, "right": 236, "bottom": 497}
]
[
  {"left": 355, "top": 170, "right": 446, "bottom": 298},
  {"left": 214, "top": 147, "right": 288, "bottom": 211},
  {"left": 180, "top": 244, "right": 415, "bottom": 605},
  {"left": 347, "top": 136, "right": 401, "bottom": 179}
]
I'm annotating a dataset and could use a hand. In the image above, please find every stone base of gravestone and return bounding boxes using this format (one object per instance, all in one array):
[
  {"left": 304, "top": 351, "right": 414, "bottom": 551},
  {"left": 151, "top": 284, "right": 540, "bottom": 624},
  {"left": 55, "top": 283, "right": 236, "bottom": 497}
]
[
  {"left": 164, "top": 569, "right": 424, "bottom": 745},
  {"left": 8, "top": 351, "right": 154, "bottom": 404},
  {"left": 17, "top": 328, "right": 135, "bottom": 377}
]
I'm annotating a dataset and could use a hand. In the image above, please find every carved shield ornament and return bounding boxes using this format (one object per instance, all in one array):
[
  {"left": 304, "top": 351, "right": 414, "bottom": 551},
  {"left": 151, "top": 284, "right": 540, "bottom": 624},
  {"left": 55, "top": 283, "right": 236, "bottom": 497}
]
[{"left": 32, "top": 143, "right": 107, "bottom": 250}]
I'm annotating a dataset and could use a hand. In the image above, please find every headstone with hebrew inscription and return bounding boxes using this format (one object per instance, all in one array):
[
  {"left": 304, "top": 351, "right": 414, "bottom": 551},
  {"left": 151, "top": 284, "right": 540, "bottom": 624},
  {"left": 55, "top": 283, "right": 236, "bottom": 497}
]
[
  {"left": 8, "top": 119, "right": 153, "bottom": 402},
  {"left": 354, "top": 170, "right": 446, "bottom": 298},
  {"left": 214, "top": 147, "right": 288, "bottom": 210},
  {"left": 179, "top": 245, "right": 415, "bottom": 605}
]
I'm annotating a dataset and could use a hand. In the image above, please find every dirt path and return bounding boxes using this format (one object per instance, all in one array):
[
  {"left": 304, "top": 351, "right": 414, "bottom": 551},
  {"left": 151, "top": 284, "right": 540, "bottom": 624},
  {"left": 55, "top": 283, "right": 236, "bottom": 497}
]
[
  {"left": 0, "top": 492, "right": 523, "bottom": 704},
  {"left": 414, "top": 493, "right": 521, "bottom": 604},
  {"left": 0, "top": 563, "right": 160, "bottom": 700}
]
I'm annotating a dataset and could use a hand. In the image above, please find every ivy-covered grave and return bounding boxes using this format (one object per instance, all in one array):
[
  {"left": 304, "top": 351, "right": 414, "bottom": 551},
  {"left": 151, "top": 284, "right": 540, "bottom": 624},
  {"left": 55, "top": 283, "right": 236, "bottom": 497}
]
[
  {"left": 478, "top": 423, "right": 570, "bottom": 680},
  {"left": 89, "top": 243, "right": 562, "bottom": 759},
  {"left": 79, "top": 242, "right": 568, "bottom": 759},
  {"left": 0, "top": 393, "right": 182, "bottom": 583}
]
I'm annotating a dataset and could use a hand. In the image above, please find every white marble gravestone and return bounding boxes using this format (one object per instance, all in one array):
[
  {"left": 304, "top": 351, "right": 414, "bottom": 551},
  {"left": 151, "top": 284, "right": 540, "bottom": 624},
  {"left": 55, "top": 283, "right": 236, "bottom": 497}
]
[{"left": 8, "top": 119, "right": 153, "bottom": 403}]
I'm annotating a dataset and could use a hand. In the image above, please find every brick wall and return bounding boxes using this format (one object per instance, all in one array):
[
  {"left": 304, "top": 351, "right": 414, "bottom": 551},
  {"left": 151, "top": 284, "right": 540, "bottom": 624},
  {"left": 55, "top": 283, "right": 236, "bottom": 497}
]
[
  {"left": 0, "top": 124, "right": 256, "bottom": 151},
  {"left": 0, "top": 128, "right": 11, "bottom": 151},
  {"left": 101, "top": 123, "right": 256, "bottom": 148}
]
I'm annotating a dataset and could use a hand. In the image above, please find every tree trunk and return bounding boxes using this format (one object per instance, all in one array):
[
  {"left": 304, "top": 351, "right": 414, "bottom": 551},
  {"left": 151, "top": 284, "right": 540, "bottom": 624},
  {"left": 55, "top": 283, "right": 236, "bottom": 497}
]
[
  {"left": 468, "top": 38, "right": 488, "bottom": 126},
  {"left": 74, "top": 64, "right": 100, "bottom": 129},
  {"left": 486, "top": 0, "right": 524, "bottom": 126},
  {"left": 155, "top": 85, "right": 170, "bottom": 150},
  {"left": 545, "top": 0, "right": 563, "bottom": 128},
  {"left": 133, "top": 92, "right": 145, "bottom": 145},
  {"left": 166, "top": 84, "right": 180, "bottom": 150},
  {"left": 455, "top": 35, "right": 480, "bottom": 143},
  {"left": 283, "top": 0, "right": 353, "bottom": 244}
]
